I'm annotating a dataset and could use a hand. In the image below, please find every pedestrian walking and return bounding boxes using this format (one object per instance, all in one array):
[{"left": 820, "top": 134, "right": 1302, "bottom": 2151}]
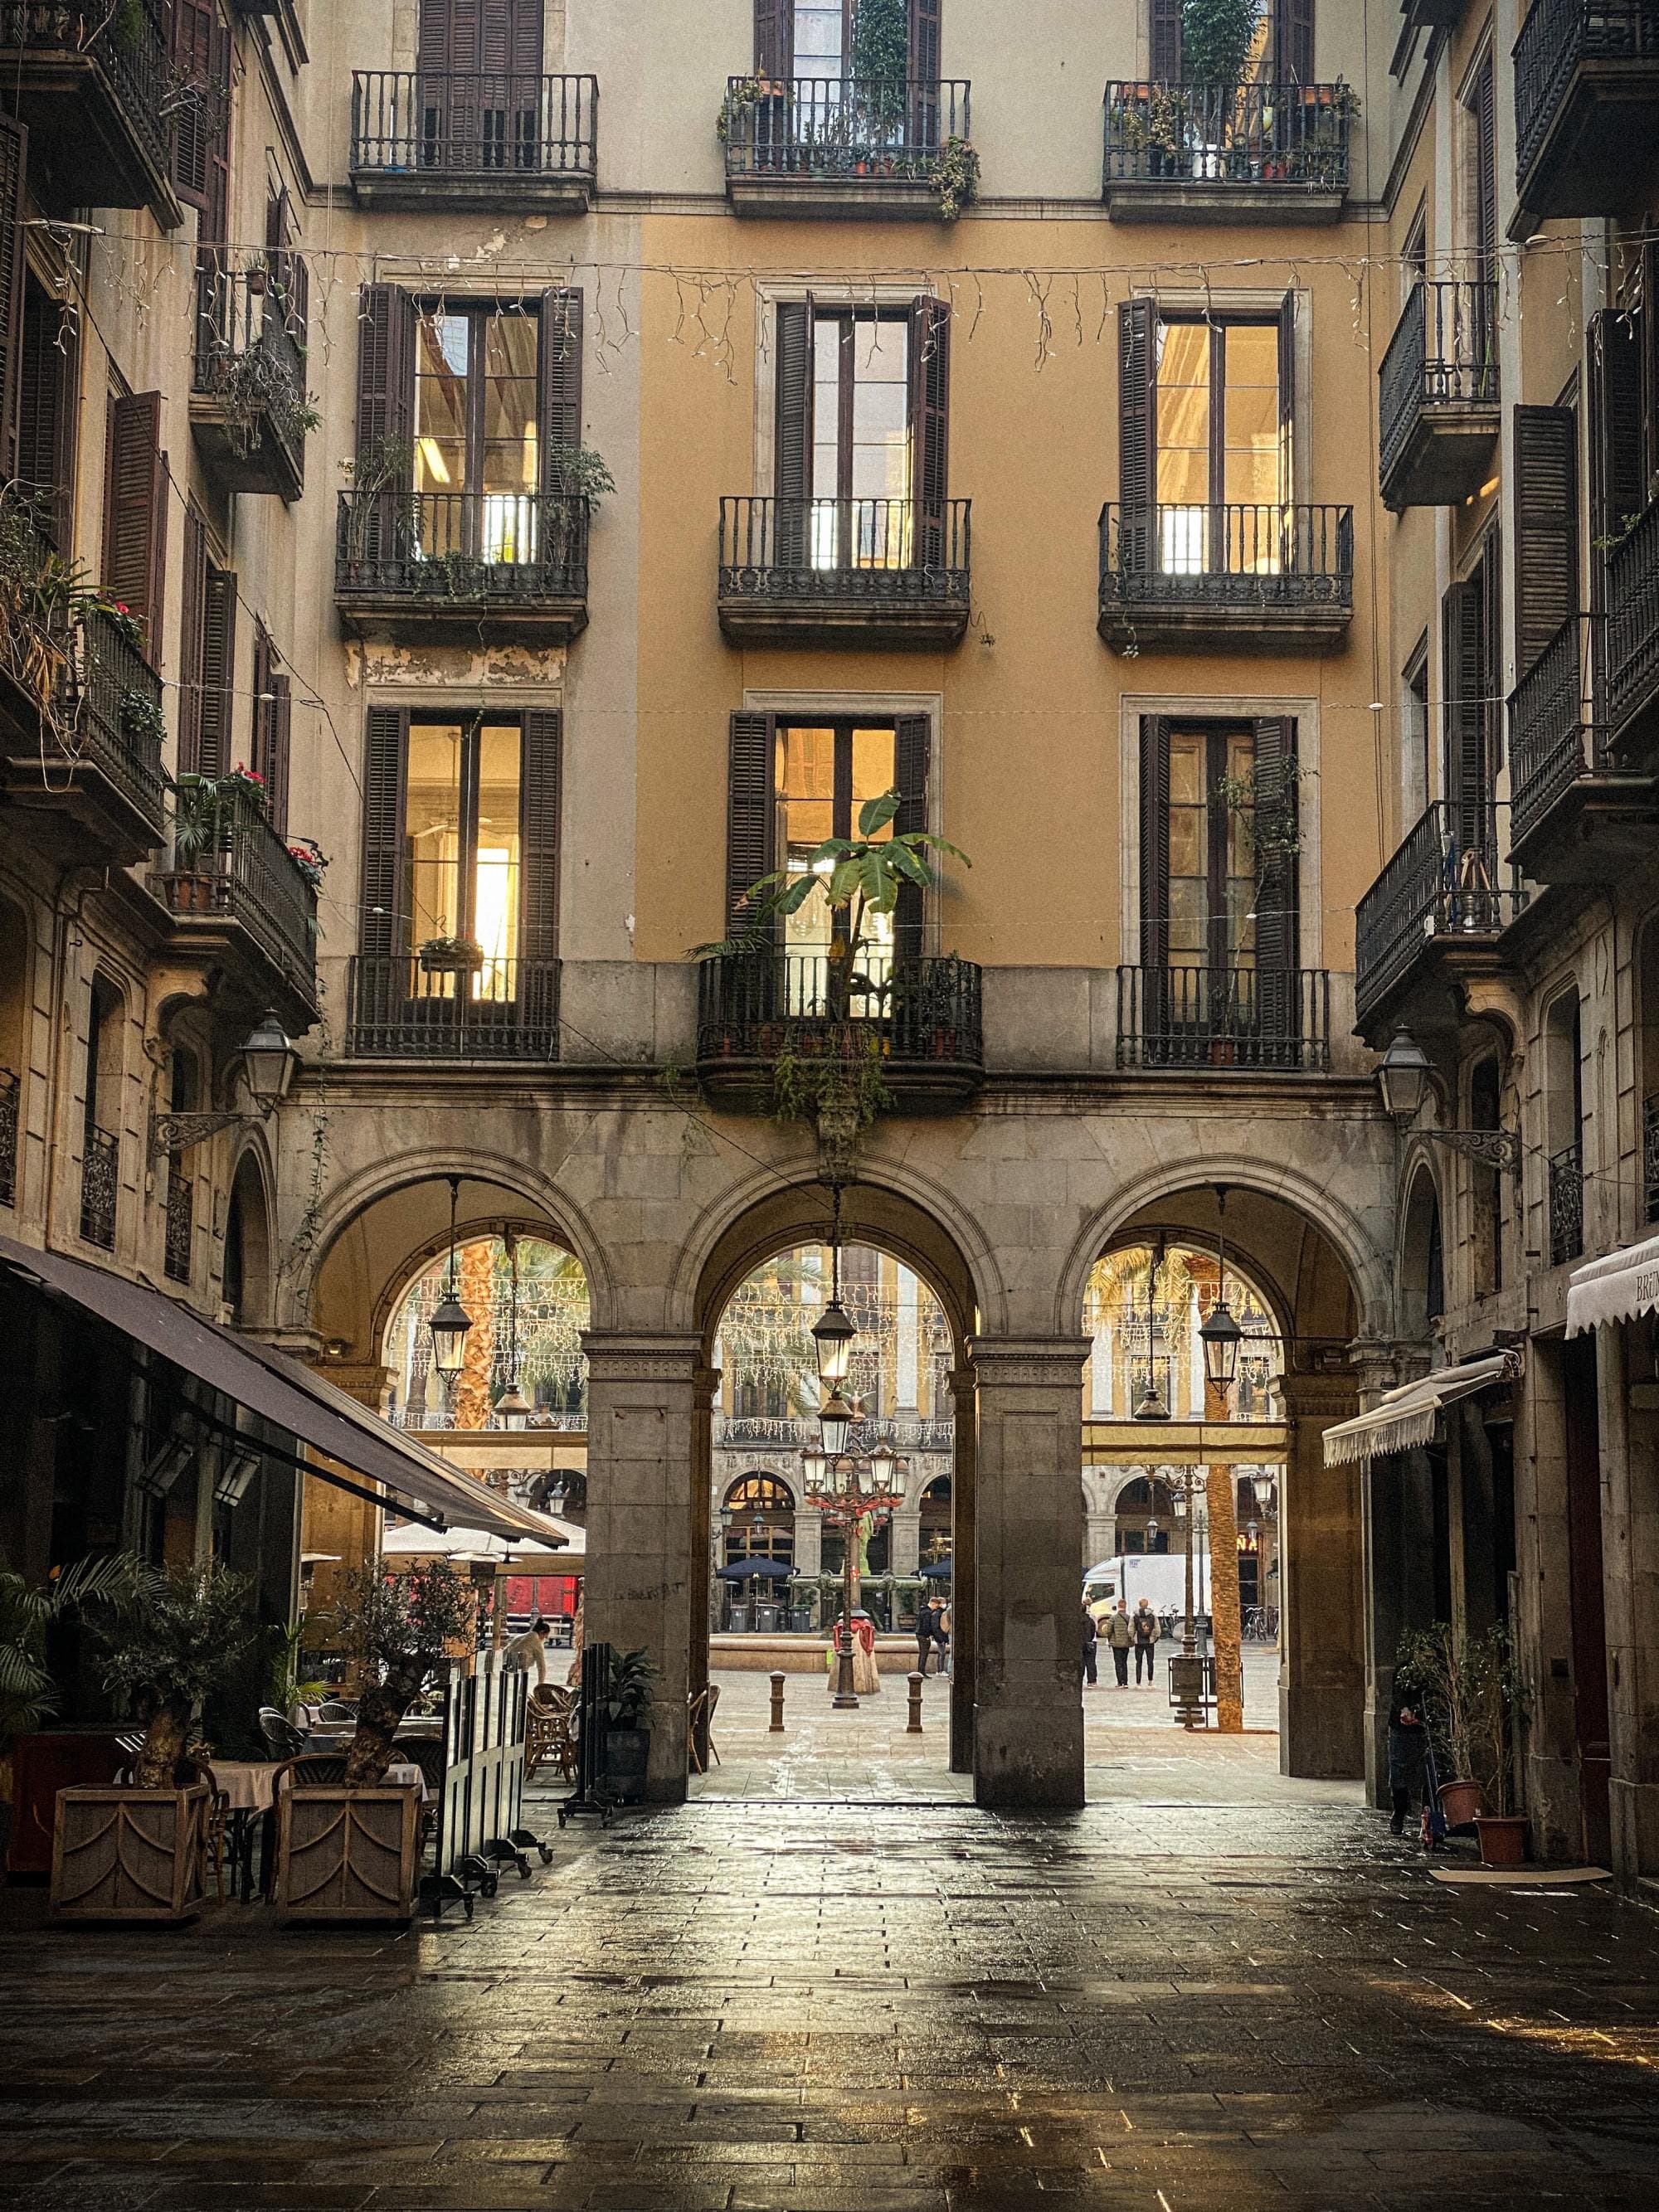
[
  {"left": 1081, "top": 1604, "right": 1098, "bottom": 1687},
  {"left": 1102, "top": 1600, "right": 1133, "bottom": 1686},
  {"left": 502, "top": 1616, "right": 550, "bottom": 1688},
  {"left": 936, "top": 1600, "right": 951, "bottom": 1676},
  {"left": 916, "top": 1601, "right": 937, "bottom": 1679},
  {"left": 1388, "top": 1698, "right": 1428, "bottom": 1835},
  {"left": 1132, "top": 1597, "right": 1159, "bottom": 1685}
]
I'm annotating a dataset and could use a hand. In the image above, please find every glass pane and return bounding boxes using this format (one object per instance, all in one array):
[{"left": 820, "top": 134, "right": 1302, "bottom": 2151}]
[
  {"left": 483, "top": 312, "right": 538, "bottom": 382},
  {"left": 406, "top": 725, "right": 465, "bottom": 950},
  {"left": 1157, "top": 320, "right": 1210, "bottom": 386},
  {"left": 782, "top": 725, "right": 836, "bottom": 801},
  {"left": 1226, "top": 323, "right": 1278, "bottom": 385},
  {"left": 483, "top": 377, "right": 538, "bottom": 452},
  {"left": 1168, "top": 805, "right": 1204, "bottom": 878},
  {"left": 1156, "top": 447, "right": 1208, "bottom": 507},
  {"left": 851, "top": 727, "right": 897, "bottom": 831},
  {"left": 474, "top": 724, "right": 521, "bottom": 989},
  {"left": 1169, "top": 733, "right": 1204, "bottom": 807},
  {"left": 416, "top": 314, "right": 469, "bottom": 498},
  {"left": 1167, "top": 878, "right": 1208, "bottom": 960},
  {"left": 794, "top": 1, "right": 844, "bottom": 74}
]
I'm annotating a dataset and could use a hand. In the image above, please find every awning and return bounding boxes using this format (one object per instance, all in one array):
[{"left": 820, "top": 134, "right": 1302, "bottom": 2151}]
[
  {"left": 1566, "top": 1232, "right": 1659, "bottom": 1337},
  {"left": 1322, "top": 1350, "right": 1520, "bottom": 1467},
  {"left": 0, "top": 1232, "right": 561, "bottom": 1544},
  {"left": 380, "top": 1519, "right": 577, "bottom": 1568}
]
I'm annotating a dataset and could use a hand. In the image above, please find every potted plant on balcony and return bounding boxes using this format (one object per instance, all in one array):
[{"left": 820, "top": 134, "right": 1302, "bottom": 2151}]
[
  {"left": 168, "top": 774, "right": 229, "bottom": 912},
  {"left": 51, "top": 1563, "right": 255, "bottom": 1923},
  {"left": 544, "top": 445, "right": 615, "bottom": 585},
  {"left": 601, "top": 1646, "right": 658, "bottom": 1801},
  {"left": 419, "top": 933, "right": 486, "bottom": 977},
  {"left": 1180, "top": 0, "right": 1262, "bottom": 177},
  {"left": 275, "top": 1558, "right": 474, "bottom": 1923}
]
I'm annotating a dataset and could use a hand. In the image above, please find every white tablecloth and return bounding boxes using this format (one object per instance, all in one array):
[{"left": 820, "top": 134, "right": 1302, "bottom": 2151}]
[
  {"left": 212, "top": 1760, "right": 281, "bottom": 1814},
  {"left": 384, "top": 1762, "right": 428, "bottom": 1802}
]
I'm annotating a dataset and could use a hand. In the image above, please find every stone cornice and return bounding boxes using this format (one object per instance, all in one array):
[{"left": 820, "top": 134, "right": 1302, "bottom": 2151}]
[{"left": 967, "top": 1336, "right": 1092, "bottom": 1390}]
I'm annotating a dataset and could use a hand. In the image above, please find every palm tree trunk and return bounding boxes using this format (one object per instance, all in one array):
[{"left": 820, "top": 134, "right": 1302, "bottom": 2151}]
[
  {"left": 450, "top": 1239, "right": 497, "bottom": 1430},
  {"left": 1206, "top": 1461, "right": 1244, "bottom": 1733}
]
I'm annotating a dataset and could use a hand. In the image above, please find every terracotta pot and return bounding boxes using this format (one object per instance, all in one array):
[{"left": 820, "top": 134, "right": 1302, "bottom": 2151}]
[
  {"left": 1436, "top": 1777, "right": 1486, "bottom": 1827},
  {"left": 1474, "top": 1813, "right": 1528, "bottom": 1868}
]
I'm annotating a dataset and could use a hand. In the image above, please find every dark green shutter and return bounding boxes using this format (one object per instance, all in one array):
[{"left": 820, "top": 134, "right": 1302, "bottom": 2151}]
[
  {"left": 361, "top": 707, "right": 410, "bottom": 962},
  {"left": 177, "top": 505, "right": 207, "bottom": 775},
  {"left": 0, "top": 115, "right": 27, "bottom": 488},
  {"left": 911, "top": 295, "right": 951, "bottom": 567},
  {"left": 894, "top": 713, "right": 932, "bottom": 962},
  {"left": 1119, "top": 299, "right": 1157, "bottom": 572},
  {"left": 197, "top": 566, "right": 238, "bottom": 780},
  {"left": 727, "top": 711, "right": 776, "bottom": 934},
  {"left": 775, "top": 301, "right": 812, "bottom": 563},
  {"left": 1139, "top": 716, "right": 1170, "bottom": 972},
  {"left": 1513, "top": 405, "right": 1579, "bottom": 675},
  {"left": 539, "top": 289, "right": 583, "bottom": 488},
  {"left": 1151, "top": 0, "right": 1182, "bottom": 78},
  {"left": 1253, "top": 717, "right": 1300, "bottom": 1054},
  {"left": 170, "top": 0, "right": 216, "bottom": 211}
]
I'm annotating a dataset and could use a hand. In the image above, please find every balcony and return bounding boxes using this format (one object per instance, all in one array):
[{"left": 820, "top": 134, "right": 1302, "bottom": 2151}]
[
  {"left": 163, "top": 1169, "right": 192, "bottom": 1286},
  {"left": 79, "top": 1125, "right": 117, "bottom": 1251},
  {"left": 345, "top": 955, "right": 559, "bottom": 1062},
  {"left": 334, "top": 491, "right": 589, "bottom": 642},
  {"left": 349, "top": 72, "right": 597, "bottom": 209},
  {"left": 1379, "top": 282, "right": 1500, "bottom": 510},
  {"left": 0, "top": 1067, "right": 16, "bottom": 1207},
  {"left": 1549, "top": 1137, "right": 1585, "bottom": 1266},
  {"left": 696, "top": 951, "right": 984, "bottom": 1111},
  {"left": 0, "top": 586, "right": 168, "bottom": 866},
  {"left": 152, "top": 785, "right": 320, "bottom": 1029},
  {"left": 0, "top": 1, "right": 178, "bottom": 226},
  {"left": 1102, "top": 80, "right": 1352, "bottom": 225},
  {"left": 1097, "top": 504, "right": 1353, "bottom": 654},
  {"left": 1115, "top": 966, "right": 1331, "bottom": 1072},
  {"left": 190, "top": 261, "right": 310, "bottom": 503},
  {"left": 1513, "top": 2, "right": 1659, "bottom": 226},
  {"left": 718, "top": 497, "right": 971, "bottom": 649},
  {"left": 722, "top": 75, "right": 971, "bottom": 219},
  {"left": 1355, "top": 800, "right": 1528, "bottom": 1035},
  {"left": 1508, "top": 616, "right": 1658, "bottom": 878},
  {"left": 1605, "top": 500, "right": 1659, "bottom": 760},
  {"left": 1403, "top": 1, "right": 1470, "bottom": 27}
]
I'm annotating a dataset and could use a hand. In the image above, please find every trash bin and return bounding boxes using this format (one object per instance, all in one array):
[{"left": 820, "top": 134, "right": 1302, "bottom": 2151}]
[
  {"left": 790, "top": 1607, "right": 811, "bottom": 1633},
  {"left": 729, "top": 1604, "right": 749, "bottom": 1633},
  {"left": 755, "top": 1603, "right": 778, "bottom": 1632}
]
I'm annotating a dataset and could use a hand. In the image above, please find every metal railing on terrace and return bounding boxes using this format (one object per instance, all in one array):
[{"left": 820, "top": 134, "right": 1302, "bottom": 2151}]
[
  {"left": 70, "top": 602, "right": 169, "bottom": 840},
  {"left": 1102, "top": 80, "right": 1353, "bottom": 190},
  {"left": 335, "top": 489, "right": 589, "bottom": 609},
  {"left": 696, "top": 950, "right": 983, "bottom": 1070},
  {"left": 1607, "top": 499, "right": 1659, "bottom": 742},
  {"left": 0, "top": 1067, "right": 16, "bottom": 1208},
  {"left": 1644, "top": 1090, "right": 1659, "bottom": 1223},
  {"left": 0, "top": 1, "right": 171, "bottom": 179},
  {"left": 1550, "top": 1136, "right": 1585, "bottom": 1266},
  {"left": 1379, "top": 281, "right": 1499, "bottom": 487},
  {"left": 350, "top": 71, "right": 597, "bottom": 182},
  {"left": 1355, "top": 800, "right": 1526, "bottom": 1020},
  {"left": 722, "top": 75, "right": 969, "bottom": 177},
  {"left": 1098, "top": 503, "right": 1353, "bottom": 606},
  {"left": 1514, "top": 0, "right": 1659, "bottom": 184},
  {"left": 80, "top": 1125, "right": 117, "bottom": 1251},
  {"left": 346, "top": 955, "right": 559, "bottom": 1062},
  {"left": 1510, "top": 616, "right": 1601, "bottom": 843},
  {"left": 718, "top": 495, "right": 971, "bottom": 603},
  {"left": 1115, "top": 965, "right": 1331, "bottom": 1072},
  {"left": 153, "top": 786, "right": 319, "bottom": 1008}
]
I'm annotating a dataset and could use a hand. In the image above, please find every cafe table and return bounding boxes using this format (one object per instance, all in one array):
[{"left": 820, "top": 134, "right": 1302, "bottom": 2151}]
[{"left": 209, "top": 1759, "right": 282, "bottom": 1902}]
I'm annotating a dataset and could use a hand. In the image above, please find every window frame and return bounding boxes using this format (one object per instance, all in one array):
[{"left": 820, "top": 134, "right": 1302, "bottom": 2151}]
[
  {"left": 401, "top": 712, "right": 529, "bottom": 956},
  {"left": 1153, "top": 310, "right": 1287, "bottom": 521},
  {"left": 1164, "top": 720, "right": 1260, "bottom": 972},
  {"left": 411, "top": 296, "right": 542, "bottom": 502}
]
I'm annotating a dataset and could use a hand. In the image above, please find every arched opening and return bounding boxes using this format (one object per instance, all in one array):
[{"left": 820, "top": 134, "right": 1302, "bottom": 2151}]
[
  {"left": 0, "top": 895, "right": 26, "bottom": 1211},
  {"left": 918, "top": 1473, "right": 951, "bottom": 1565},
  {"left": 80, "top": 973, "right": 124, "bottom": 1251},
  {"left": 223, "top": 1150, "right": 274, "bottom": 1329},
  {"left": 1112, "top": 1473, "right": 1175, "bottom": 1554},
  {"left": 1400, "top": 1165, "right": 1443, "bottom": 1344},
  {"left": 383, "top": 1231, "right": 591, "bottom": 1434}
]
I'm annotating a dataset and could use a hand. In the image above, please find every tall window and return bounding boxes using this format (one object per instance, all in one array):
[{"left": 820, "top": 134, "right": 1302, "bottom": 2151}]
[
  {"left": 794, "top": 0, "right": 847, "bottom": 76},
  {"left": 1151, "top": 0, "right": 1312, "bottom": 83},
  {"left": 414, "top": 306, "right": 540, "bottom": 559},
  {"left": 779, "top": 721, "right": 898, "bottom": 969},
  {"left": 723, "top": 1474, "right": 795, "bottom": 1566},
  {"left": 405, "top": 720, "right": 523, "bottom": 989},
  {"left": 1155, "top": 318, "right": 1284, "bottom": 571},
  {"left": 1167, "top": 726, "right": 1258, "bottom": 971}
]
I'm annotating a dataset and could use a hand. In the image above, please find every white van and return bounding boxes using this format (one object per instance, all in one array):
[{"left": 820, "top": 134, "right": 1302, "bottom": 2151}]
[{"left": 1082, "top": 1551, "right": 1210, "bottom": 1631}]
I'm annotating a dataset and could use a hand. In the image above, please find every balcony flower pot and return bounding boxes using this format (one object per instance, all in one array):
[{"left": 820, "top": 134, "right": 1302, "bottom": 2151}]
[
  {"left": 1436, "top": 1776, "right": 1485, "bottom": 1827},
  {"left": 275, "top": 1780, "right": 420, "bottom": 1923},
  {"left": 419, "top": 937, "right": 486, "bottom": 976},
  {"left": 51, "top": 1782, "right": 209, "bottom": 1923},
  {"left": 1473, "top": 1812, "right": 1528, "bottom": 1868}
]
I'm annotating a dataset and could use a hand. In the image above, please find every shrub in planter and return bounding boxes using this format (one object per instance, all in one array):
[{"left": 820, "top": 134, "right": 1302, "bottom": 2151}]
[
  {"left": 601, "top": 1646, "right": 659, "bottom": 1800},
  {"left": 52, "top": 1563, "right": 254, "bottom": 1922}
]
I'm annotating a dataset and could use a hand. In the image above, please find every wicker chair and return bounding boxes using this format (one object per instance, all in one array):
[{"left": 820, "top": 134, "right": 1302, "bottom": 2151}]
[
  {"left": 188, "top": 1760, "right": 232, "bottom": 1902},
  {"left": 527, "top": 1685, "right": 576, "bottom": 1782}
]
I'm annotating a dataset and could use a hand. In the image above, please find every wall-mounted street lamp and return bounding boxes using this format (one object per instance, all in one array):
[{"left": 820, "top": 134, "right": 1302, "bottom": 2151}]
[
  {"left": 149, "top": 1010, "right": 300, "bottom": 1155},
  {"left": 1378, "top": 1025, "right": 1520, "bottom": 1178}
]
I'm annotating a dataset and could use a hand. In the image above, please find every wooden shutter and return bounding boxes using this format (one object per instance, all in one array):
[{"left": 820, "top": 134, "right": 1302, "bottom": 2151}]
[
  {"left": 755, "top": 0, "right": 792, "bottom": 76},
  {"left": 1119, "top": 299, "right": 1157, "bottom": 572},
  {"left": 1252, "top": 718, "right": 1300, "bottom": 1050},
  {"left": 171, "top": 0, "right": 217, "bottom": 213},
  {"left": 1474, "top": 52, "right": 1496, "bottom": 280},
  {"left": 268, "top": 677, "right": 292, "bottom": 834},
  {"left": 1277, "top": 291, "right": 1297, "bottom": 502},
  {"left": 361, "top": 707, "right": 410, "bottom": 961},
  {"left": 1443, "top": 576, "right": 1487, "bottom": 841},
  {"left": 355, "top": 284, "right": 416, "bottom": 461},
  {"left": 907, "top": 0, "right": 941, "bottom": 141},
  {"left": 1151, "top": 0, "right": 1182, "bottom": 79},
  {"left": 1514, "top": 406, "right": 1579, "bottom": 675},
  {"left": 911, "top": 295, "right": 951, "bottom": 566},
  {"left": 775, "top": 300, "right": 813, "bottom": 563},
  {"left": 0, "top": 114, "right": 26, "bottom": 488},
  {"left": 727, "top": 711, "right": 776, "bottom": 933},
  {"left": 197, "top": 566, "right": 237, "bottom": 780},
  {"left": 539, "top": 289, "right": 583, "bottom": 489},
  {"left": 104, "top": 392, "right": 168, "bottom": 655},
  {"left": 1588, "top": 307, "right": 1645, "bottom": 723},
  {"left": 1139, "top": 716, "right": 1170, "bottom": 971},
  {"left": 894, "top": 713, "right": 932, "bottom": 962},
  {"left": 519, "top": 709, "right": 563, "bottom": 970},
  {"left": 177, "top": 506, "right": 207, "bottom": 773},
  {"left": 1276, "top": 0, "right": 1315, "bottom": 85},
  {"left": 17, "top": 284, "right": 76, "bottom": 547},
  {"left": 203, "top": 14, "right": 232, "bottom": 250}
]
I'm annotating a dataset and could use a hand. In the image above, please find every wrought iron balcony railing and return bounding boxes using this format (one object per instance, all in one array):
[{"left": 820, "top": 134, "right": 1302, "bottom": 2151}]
[
  {"left": 697, "top": 951, "right": 983, "bottom": 1073},
  {"left": 0, "top": 1, "right": 172, "bottom": 205},
  {"left": 1379, "top": 281, "right": 1499, "bottom": 499},
  {"left": 0, "top": 1067, "right": 16, "bottom": 1208},
  {"left": 1355, "top": 800, "right": 1527, "bottom": 1023},
  {"left": 722, "top": 74, "right": 969, "bottom": 177},
  {"left": 1515, "top": 1, "right": 1659, "bottom": 202},
  {"left": 1099, "top": 503, "right": 1354, "bottom": 610},
  {"left": 67, "top": 602, "right": 169, "bottom": 843},
  {"left": 80, "top": 1125, "right": 117, "bottom": 1251},
  {"left": 1509, "top": 615, "right": 1602, "bottom": 845},
  {"left": 164, "top": 1169, "right": 192, "bottom": 1285},
  {"left": 335, "top": 490, "right": 589, "bottom": 615},
  {"left": 346, "top": 955, "right": 560, "bottom": 1062},
  {"left": 1606, "top": 499, "right": 1659, "bottom": 747},
  {"left": 350, "top": 71, "right": 597, "bottom": 184},
  {"left": 153, "top": 787, "right": 319, "bottom": 1010},
  {"left": 1102, "top": 80, "right": 1353, "bottom": 193},
  {"left": 1644, "top": 1089, "right": 1659, "bottom": 1223},
  {"left": 1550, "top": 1136, "right": 1585, "bottom": 1266},
  {"left": 720, "top": 496, "right": 970, "bottom": 597},
  {"left": 1115, "top": 965, "right": 1331, "bottom": 1072},
  {"left": 192, "top": 257, "right": 310, "bottom": 497}
]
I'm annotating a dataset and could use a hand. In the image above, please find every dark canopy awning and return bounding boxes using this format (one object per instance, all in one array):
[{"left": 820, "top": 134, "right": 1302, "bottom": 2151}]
[{"left": 0, "top": 1233, "right": 562, "bottom": 1545}]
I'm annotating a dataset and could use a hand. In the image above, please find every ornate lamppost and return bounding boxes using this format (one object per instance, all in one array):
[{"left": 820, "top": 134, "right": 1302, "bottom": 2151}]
[{"left": 800, "top": 1428, "right": 908, "bottom": 1710}]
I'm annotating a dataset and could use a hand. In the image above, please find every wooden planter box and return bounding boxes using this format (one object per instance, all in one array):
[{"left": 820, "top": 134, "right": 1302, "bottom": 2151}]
[
  {"left": 51, "top": 1783, "right": 208, "bottom": 1923},
  {"left": 275, "top": 1784, "right": 419, "bottom": 1923}
]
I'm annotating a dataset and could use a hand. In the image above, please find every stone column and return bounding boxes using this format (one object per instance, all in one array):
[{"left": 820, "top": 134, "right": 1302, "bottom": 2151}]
[
  {"left": 688, "top": 1362, "right": 718, "bottom": 1757},
  {"left": 1598, "top": 1320, "right": 1659, "bottom": 1883},
  {"left": 891, "top": 1510, "right": 921, "bottom": 1577},
  {"left": 947, "top": 1364, "right": 977, "bottom": 1775},
  {"left": 581, "top": 1331, "right": 703, "bottom": 1804},
  {"left": 968, "top": 1337, "right": 1090, "bottom": 1809},
  {"left": 1279, "top": 1368, "right": 1365, "bottom": 1782}
]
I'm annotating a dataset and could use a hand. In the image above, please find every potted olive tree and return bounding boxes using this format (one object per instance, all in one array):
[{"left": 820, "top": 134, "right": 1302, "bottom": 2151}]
[
  {"left": 275, "top": 1558, "right": 474, "bottom": 1923},
  {"left": 1466, "top": 1622, "right": 1529, "bottom": 1867},
  {"left": 601, "top": 1646, "right": 659, "bottom": 1801},
  {"left": 52, "top": 1563, "right": 255, "bottom": 1923},
  {"left": 1396, "top": 1622, "right": 1486, "bottom": 1828}
]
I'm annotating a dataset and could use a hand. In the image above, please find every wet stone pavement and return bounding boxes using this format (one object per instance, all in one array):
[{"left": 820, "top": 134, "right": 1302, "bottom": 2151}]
[{"left": 3, "top": 1774, "right": 1659, "bottom": 2211}]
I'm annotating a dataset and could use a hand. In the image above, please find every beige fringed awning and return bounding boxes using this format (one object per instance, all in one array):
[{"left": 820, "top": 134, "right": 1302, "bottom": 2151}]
[
  {"left": 1566, "top": 1232, "right": 1659, "bottom": 1338},
  {"left": 1321, "top": 1351, "right": 1520, "bottom": 1468}
]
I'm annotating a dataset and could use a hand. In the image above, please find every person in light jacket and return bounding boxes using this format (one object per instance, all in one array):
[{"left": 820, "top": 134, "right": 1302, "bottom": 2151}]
[{"left": 1101, "top": 1601, "right": 1134, "bottom": 1687}]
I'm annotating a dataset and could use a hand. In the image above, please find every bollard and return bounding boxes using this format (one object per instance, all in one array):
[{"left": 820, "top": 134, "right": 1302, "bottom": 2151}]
[
  {"left": 907, "top": 1670, "right": 924, "bottom": 1733},
  {"left": 769, "top": 1670, "right": 786, "bottom": 1733}
]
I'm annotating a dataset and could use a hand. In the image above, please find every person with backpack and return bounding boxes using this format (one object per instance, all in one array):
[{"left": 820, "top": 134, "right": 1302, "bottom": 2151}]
[{"left": 1131, "top": 1598, "right": 1160, "bottom": 1685}]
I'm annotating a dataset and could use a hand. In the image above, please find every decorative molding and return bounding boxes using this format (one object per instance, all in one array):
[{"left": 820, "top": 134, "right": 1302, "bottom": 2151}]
[{"left": 969, "top": 1336, "right": 1092, "bottom": 1392}]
